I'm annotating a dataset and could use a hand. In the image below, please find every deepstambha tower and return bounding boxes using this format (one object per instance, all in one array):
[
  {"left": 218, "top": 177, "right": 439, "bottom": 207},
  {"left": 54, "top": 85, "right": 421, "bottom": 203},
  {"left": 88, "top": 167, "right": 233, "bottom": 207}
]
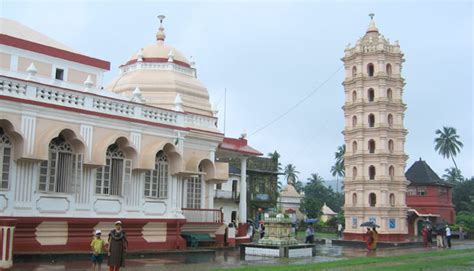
[{"left": 342, "top": 14, "right": 409, "bottom": 241}]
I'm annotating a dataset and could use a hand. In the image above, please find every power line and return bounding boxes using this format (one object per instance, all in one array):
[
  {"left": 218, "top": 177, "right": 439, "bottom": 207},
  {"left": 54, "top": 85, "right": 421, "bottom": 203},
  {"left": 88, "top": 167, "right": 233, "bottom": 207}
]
[{"left": 250, "top": 65, "right": 344, "bottom": 136}]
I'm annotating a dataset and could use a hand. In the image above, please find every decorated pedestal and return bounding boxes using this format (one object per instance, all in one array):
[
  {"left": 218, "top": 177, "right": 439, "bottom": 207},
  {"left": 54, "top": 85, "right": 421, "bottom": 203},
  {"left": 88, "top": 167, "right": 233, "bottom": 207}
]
[{"left": 241, "top": 216, "right": 315, "bottom": 258}]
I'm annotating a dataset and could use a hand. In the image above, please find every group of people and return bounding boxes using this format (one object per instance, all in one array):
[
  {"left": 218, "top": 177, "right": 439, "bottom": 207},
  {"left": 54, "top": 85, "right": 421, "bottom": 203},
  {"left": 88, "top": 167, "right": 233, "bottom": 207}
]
[
  {"left": 90, "top": 221, "right": 129, "bottom": 271},
  {"left": 421, "top": 223, "right": 453, "bottom": 248},
  {"left": 365, "top": 227, "right": 379, "bottom": 251}
]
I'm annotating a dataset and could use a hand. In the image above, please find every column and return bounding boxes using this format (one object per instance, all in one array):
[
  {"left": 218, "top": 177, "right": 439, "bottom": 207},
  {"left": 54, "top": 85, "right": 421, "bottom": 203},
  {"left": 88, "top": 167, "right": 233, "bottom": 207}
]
[
  {"left": 239, "top": 157, "right": 248, "bottom": 224},
  {"left": 0, "top": 220, "right": 16, "bottom": 269},
  {"left": 207, "top": 183, "right": 215, "bottom": 209}
]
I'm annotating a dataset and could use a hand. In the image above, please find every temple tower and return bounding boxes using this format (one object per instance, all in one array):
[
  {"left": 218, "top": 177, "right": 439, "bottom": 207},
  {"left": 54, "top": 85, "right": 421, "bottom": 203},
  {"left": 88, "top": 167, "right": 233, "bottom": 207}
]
[{"left": 342, "top": 14, "right": 409, "bottom": 241}]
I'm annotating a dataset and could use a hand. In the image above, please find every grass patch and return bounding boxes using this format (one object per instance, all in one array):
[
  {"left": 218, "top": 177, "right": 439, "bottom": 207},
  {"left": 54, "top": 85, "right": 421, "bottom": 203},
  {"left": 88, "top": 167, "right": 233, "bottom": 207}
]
[{"left": 219, "top": 248, "right": 474, "bottom": 271}]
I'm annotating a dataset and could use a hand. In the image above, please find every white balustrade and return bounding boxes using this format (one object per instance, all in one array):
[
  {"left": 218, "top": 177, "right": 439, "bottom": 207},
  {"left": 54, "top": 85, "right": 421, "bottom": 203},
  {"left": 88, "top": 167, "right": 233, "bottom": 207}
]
[{"left": 0, "top": 76, "right": 219, "bottom": 132}]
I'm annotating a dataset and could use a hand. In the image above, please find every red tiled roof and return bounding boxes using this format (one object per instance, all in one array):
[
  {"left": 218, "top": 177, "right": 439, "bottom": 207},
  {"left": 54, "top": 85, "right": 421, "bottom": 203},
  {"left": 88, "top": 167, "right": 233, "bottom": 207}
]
[{"left": 219, "top": 137, "right": 263, "bottom": 156}]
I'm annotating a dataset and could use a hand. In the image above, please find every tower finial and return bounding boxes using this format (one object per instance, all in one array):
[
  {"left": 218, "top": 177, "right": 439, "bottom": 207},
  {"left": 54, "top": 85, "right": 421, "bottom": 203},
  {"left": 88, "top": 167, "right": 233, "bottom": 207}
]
[
  {"left": 156, "top": 15, "right": 166, "bottom": 42},
  {"left": 366, "top": 13, "right": 379, "bottom": 33}
]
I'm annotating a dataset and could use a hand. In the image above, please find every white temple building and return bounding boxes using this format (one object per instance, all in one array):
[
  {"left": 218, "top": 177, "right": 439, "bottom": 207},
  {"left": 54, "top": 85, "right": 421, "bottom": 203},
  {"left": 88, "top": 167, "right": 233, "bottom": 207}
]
[{"left": 0, "top": 16, "right": 260, "bottom": 258}]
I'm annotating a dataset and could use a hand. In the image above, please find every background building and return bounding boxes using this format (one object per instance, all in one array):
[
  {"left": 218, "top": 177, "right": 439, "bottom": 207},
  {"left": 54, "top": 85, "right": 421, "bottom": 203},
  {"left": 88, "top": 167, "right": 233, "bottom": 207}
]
[
  {"left": 341, "top": 15, "right": 409, "bottom": 241},
  {"left": 406, "top": 158, "right": 455, "bottom": 236}
]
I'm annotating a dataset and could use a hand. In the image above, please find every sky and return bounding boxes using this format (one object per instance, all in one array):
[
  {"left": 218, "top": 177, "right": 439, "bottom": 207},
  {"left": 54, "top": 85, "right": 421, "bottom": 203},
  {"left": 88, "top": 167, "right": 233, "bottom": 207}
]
[{"left": 2, "top": 0, "right": 472, "bottom": 184}]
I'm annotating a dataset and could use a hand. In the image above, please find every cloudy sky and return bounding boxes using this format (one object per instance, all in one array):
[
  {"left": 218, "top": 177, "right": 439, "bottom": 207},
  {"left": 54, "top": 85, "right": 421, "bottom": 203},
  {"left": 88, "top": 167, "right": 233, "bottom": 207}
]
[{"left": 3, "top": 0, "right": 472, "bottom": 183}]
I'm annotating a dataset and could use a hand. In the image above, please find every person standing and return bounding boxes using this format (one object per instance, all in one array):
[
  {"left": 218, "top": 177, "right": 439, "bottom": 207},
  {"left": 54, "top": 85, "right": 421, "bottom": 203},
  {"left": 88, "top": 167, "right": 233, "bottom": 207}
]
[
  {"left": 91, "top": 230, "right": 106, "bottom": 271},
  {"left": 427, "top": 224, "right": 433, "bottom": 244},
  {"left": 445, "top": 225, "right": 452, "bottom": 248},
  {"left": 337, "top": 223, "right": 343, "bottom": 239},
  {"left": 365, "top": 228, "right": 373, "bottom": 251},
  {"left": 107, "top": 221, "right": 128, "bottom": 271},
  {"left": 305, "top": 225, "right": 314, "bottom": 244},
  {"left": 422, "top": 226, "right": 429, "bottom": 247},
  {"left": 436, "top": 226, "right": 444, "bottom": 248},
  {"left": 371, "top": 227, "right": 379, "bottom": 250}
]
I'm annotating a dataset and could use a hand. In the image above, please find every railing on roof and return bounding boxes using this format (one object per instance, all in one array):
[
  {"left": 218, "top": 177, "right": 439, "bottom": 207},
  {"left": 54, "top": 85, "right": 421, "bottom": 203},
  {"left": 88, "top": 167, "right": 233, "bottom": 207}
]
[{"left": 0, "top": 75, "right": 218, "bottom": 132}]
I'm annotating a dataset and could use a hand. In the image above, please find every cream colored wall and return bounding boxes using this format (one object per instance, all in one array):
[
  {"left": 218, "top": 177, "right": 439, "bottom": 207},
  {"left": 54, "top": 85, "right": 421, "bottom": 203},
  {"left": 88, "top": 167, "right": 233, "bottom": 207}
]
[
  {"left": 0, "top": 53, "right": 11, "bottom": 70},
  {"left": 68, "top": 68, "right": 96, "bottom": 86},
  {"left": 17, "top": 57, "right": 52, "bottom": 78}
]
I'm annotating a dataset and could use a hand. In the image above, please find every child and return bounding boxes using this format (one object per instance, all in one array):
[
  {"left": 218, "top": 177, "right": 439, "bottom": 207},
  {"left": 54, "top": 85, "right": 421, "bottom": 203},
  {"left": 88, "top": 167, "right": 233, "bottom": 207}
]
[{"left": 91, "top": 229, "right": 106, "bottom": 271}]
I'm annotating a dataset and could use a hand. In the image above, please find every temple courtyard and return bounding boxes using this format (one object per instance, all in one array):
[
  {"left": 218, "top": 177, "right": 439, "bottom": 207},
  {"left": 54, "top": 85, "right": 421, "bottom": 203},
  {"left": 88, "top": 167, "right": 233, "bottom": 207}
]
[{"left": 11, "top": 239, "right": 474, "bottom": 271}]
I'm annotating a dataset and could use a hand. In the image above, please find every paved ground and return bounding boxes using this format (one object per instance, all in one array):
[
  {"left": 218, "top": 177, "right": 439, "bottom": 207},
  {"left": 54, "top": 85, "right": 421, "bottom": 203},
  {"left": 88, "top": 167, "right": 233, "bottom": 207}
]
[{"left": 11, "top": 240, "right": 474, "bottom": 271}]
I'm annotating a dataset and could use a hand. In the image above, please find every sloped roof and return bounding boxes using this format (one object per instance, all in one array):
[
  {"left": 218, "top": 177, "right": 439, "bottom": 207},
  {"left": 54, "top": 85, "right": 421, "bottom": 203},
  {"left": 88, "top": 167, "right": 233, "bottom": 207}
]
[
  {"left": 280, "top": 184, "right": 302, "bottom": 198},
  {"left": 321, "top": 203, "right": 336, "bottom": 215},
  {"left": 219, "top": 137, "right": 263, "bottom": 156},
  {"left": 405, "top": 158, "right": 452, "bottom": 187}
]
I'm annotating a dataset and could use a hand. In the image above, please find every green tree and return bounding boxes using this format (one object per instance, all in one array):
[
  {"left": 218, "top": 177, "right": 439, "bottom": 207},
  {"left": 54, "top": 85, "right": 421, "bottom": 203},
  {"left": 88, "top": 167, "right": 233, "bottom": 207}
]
[
  {"left": 267, "top": 151, "right": 282, "bottom": 171},
  {"left": 284, "top": 164, "right": 300, "bottom": 184},
  {"left": 300, "top": 173, "right": 344, "bottom": 218},
  {"left": 434, "top": 127, "right": 463, "bottom": 171},
  {"left": 443, "top": 167, "right": 464, "bottom": 183},
  {"left": 330, "top": 161, "right": 345, "bottom": 193},
  {"left": 452, "top": 177, "right": 474, "bottom": 213},
  {"left": 294, "top": 180, "right": 304, "bottom": 193},
  {"left": 335, "top": 144, "right": 346, "bottom": 171}
]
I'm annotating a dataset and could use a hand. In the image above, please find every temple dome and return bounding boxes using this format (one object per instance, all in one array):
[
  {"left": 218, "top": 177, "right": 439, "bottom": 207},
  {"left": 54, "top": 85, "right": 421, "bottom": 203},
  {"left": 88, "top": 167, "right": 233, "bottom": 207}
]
[
  {"left": 127, "top": 40, "right": 190, "bottom": 67},
  {"left": 106, "top": 16, "right": 213, "bottom": 116}
]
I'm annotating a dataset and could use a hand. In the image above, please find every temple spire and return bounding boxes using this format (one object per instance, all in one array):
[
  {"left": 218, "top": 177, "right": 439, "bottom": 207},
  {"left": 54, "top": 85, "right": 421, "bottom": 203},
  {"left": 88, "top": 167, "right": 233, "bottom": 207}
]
[
  {"left": 156, "top": 15, "right": 166, "bottom": 42},
  {"left": 366, "top": 13, "right": 379, "bottom": 33}
]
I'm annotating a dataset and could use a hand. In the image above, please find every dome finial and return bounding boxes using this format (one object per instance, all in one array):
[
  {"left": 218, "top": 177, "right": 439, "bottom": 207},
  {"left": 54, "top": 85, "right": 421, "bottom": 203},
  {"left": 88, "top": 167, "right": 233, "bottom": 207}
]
[
  {"left": 367, "top": 13, "right": 379, "bottom": 33},
  {"left": 156, "top": 15, "right": 166, "bottom": 42}
]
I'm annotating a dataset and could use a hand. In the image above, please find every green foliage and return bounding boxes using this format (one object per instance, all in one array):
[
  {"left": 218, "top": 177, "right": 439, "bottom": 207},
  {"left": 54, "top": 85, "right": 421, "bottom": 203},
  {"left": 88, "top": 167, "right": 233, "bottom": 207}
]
[
  {"left": 434, "top": 126, "right": 464, "bottom": 170},
  {"left": 294, "top": 180, "right": 304, "bottom": 193},
  {"left": 456, "top": 211, "right": 474, "bottom": 234},
  {"left": 300, "top": 173, "right": 344, "bottom": 219},
  {"left": 453, "top": 177, "right": 474, "bottom": 213},
  {"left": 443, "top": 167, "right": 464, "bottom": 183},
  {"left": 284, "top": 164, "right": 300, "bottom": 184}
]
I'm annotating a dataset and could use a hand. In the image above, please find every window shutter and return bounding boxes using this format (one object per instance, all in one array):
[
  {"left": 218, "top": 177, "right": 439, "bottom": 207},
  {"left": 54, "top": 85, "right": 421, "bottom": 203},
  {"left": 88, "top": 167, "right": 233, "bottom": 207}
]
[
  {"left": 144, "top": 170, "right": 151, "bottom": 197},
  {"left": 71, "top": 153, "right": 83, "bottom": 194},
  {"left": 96, "top": 166, "right": 103, "bottom": 194},
  {"left": 49, "top": 151, "right": 58, "bottom": 192},
  {"left": 39, "top": 160, "right": 48, "bottom": 191},
  {"left": 122, "top": 159, "right": 132, "bottom": 197}
]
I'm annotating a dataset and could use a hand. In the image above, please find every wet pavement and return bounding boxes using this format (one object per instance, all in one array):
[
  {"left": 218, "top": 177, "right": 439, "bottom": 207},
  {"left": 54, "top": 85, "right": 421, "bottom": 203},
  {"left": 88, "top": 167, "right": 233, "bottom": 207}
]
[{"left": 11, "top": 240, "right": 474, "bottom": 271}]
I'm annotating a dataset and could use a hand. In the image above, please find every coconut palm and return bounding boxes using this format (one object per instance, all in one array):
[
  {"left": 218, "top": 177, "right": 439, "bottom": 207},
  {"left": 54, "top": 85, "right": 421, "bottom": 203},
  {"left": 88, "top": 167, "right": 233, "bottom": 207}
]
[
  {"left": 443, "top": 167, "right": 464, "bottom": 183},
  {"left": 268, "top": 150, "right": 282, "bottom": 171},
  {"left": 434, "top": 127, "right": 463, "bottom": 171},
  {"left": 284, "top": 164, "right": 300, "bottom": 184},
  {"left": 330, "top": 162, "right": 345, "bottom": 193},
  {"left": 335, "top": 144, "right": 346, "bottom": 171},
  {"left": 307, "top": 173, "right": 325, "bottom": 184}
]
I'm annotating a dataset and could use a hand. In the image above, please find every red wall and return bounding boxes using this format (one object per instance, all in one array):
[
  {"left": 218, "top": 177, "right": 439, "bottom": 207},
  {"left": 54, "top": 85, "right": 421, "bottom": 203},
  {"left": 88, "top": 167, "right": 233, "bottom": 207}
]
[{"left": 406, "top": 185, "right": 455, "bottom": 224}]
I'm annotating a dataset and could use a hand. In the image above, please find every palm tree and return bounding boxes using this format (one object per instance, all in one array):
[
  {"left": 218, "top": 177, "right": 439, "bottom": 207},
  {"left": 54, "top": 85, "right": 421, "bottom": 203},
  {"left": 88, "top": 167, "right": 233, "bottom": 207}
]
[
  {"left": 284, "top": 164, "right": 300, "bottom": 184},
  {"left": 335, "top": 144, "right": 346, "bottom": 172},
  {"left": 268, "top": 151, "right": 282, "bottom": 171},
  {"left": 330, "top": 162, "right": 345, "bottom": 193},
  {"left": 443, "top": 167, "right": 464, "bottom": 183},
  {"left": 435, "top": 127, "right": 463, "bottom": 171},
  {"left": 307, "top": 173, "right": 325, "bottom": 184}
]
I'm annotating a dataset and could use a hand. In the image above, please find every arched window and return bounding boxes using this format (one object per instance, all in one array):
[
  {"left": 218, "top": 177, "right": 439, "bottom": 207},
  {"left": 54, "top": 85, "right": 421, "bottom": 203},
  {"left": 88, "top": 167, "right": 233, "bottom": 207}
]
[
  {"left": 368, "top": 114, "right": 375, "bottom": 127},
  {"left": 96, "top": 143, "right": 132, "bottom": 196},
  {"left": 389, "top": 193, "right": 395, "bottom": 206},
  {"left": 352, "top": 141, "right": 358, "bottom": 153},
  {"left": 39, "top": 134, "right": 83, "bottom": 193},
  {"left": 368, "top": 139, "right": 376, "bottom": 154},
  {"left": 369, "top": 193, "right": 376, "bottom": 207},
  {"left": 369, "top": 165, "right": 376, "bottom": 180},
  {"left": 352, "top": 166, "right": 357, "bottom": 180},
  {"left": 367, "top": 63, "right": 375, "bottom": 77},
  {"left": 368, "top": 88, "right": 375, "bottom": 102},
  {"left": 352, "top": 193, "right": 357, "bottom": 206},
  {"left": 389, "top": 166, "right": 395, "bottom": 179},
  {"left": 387, "top": 88, "right": 393, "bottom": 101},
  {"left": 0, "top": 128, "right": 12, "bottom": 189},
  {"left": 187, "top": 165, "right": 203, "bottom": 208},
  {"left": 352, "top": 116, "right": 358, "bottom": 127},
  {"left": 388, "top": 140, "right": 394, "bottom": 153},
  {"left": 352, "top": 66, "right": 357, "bottom": 77},
  {"left": 352, "top": 90, "right": 357, "bottom": 102},
  {"left": 144, "top": 151, "right": 169, "bottom": 198},
  {"left": 386, "top": 63, "right": 392, "bottom": 76},
  {"left": 388, "top": 114, "right": 394, "bottom": 127}
]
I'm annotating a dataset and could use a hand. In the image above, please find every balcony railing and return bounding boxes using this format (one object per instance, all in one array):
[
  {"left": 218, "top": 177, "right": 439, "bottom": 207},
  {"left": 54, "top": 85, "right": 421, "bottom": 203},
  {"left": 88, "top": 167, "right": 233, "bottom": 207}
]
[
  {"left": 0, "top": 75, "right": 219, "bottom": 132},
  {"left": 182, "top": 208, "right": 223, "bottom": 223},
  {"left": 214, "top": 190, "right": 239, "bottom": 200}
]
